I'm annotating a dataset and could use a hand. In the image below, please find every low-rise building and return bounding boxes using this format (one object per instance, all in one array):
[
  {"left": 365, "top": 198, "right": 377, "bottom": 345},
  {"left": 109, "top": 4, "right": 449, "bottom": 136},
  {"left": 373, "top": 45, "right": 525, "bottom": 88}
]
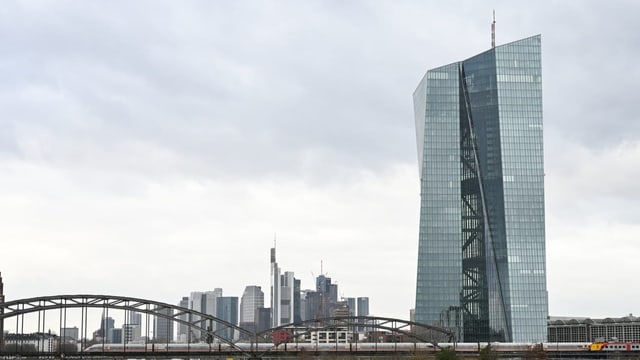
[{"left": 548, "top": 315, "right": 640, "bottom": 342}]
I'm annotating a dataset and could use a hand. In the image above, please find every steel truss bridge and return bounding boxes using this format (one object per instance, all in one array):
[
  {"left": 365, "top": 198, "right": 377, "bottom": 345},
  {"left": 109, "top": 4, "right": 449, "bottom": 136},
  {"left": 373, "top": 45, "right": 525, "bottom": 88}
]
[{"left": 0, "top": 294, "right": 454, "bottom": 358}]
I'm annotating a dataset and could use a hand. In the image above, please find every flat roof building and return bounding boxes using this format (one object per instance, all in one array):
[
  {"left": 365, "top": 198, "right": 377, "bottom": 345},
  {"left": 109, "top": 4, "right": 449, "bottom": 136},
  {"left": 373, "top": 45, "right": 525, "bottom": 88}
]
[
  {"left": 548, "top": 315, "right": 640, "bottom": 343},
  {"left": 413, "top": 35, "right": 548, "bottom": 342}
]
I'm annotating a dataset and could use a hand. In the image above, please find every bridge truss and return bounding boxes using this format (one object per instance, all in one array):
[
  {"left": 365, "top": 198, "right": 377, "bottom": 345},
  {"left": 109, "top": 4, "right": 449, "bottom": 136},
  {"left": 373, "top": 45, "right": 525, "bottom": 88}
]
[
  {"left": 0, "top": 294, "right": 262, "bottom": 354},
  {"left": 0, "top": 295, "right": 454, "bottom": 358},
  {"left": 262, "top": 316, "right": 454, "bottom": 344}
]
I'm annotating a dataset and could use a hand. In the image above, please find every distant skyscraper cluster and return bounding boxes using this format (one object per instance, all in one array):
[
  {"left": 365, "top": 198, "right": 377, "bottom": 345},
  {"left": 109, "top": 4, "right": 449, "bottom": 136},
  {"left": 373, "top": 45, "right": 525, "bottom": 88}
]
[
  {"left": 269, "top": 246, "right": 369, "bottom": 327},
  {"left": 170, "top": 245, "right": 370, "bottom": 343}
]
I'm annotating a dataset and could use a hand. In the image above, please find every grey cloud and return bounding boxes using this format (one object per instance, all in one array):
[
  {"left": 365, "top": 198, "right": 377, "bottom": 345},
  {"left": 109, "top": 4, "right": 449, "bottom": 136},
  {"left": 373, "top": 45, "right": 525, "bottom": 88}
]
[{"left": 1, "top": 0, "right": 640, "bottom": 318}]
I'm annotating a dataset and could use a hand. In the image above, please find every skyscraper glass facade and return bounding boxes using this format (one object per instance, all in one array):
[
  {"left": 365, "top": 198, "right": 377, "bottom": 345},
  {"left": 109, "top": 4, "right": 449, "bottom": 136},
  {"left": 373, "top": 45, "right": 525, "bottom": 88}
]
[{"left": 413, "top": 35, "right": 548, "bottom": 343}]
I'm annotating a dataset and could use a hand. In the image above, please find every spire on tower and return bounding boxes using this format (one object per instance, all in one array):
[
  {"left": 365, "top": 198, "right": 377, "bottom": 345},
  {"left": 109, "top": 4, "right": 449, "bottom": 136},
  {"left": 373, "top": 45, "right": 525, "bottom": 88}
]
[{"left": 491, "top": 10, "right": 496, "bottom": 48}]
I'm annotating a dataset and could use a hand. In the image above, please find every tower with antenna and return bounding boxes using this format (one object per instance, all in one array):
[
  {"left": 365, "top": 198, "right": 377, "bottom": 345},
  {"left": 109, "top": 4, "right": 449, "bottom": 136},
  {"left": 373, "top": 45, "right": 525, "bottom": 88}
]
[
  {"left": 491, "top": 10, "right": 496, "bottom": 48},
  {"left": 270, "top": 237, "right": 281, "bottom": 328}
]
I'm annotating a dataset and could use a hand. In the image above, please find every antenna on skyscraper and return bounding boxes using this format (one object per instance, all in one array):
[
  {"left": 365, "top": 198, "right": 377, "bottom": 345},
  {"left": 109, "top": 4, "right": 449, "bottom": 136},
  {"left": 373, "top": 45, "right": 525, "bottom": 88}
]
[{"left": 491, "top": 10, "right": 496, "bottom": 48}]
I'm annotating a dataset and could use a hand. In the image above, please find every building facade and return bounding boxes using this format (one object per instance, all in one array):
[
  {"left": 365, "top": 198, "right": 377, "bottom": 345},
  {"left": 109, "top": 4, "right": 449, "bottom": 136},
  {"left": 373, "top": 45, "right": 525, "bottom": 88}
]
[
  {"left": 122, "top": 324, "right": 141, "bottom": 344},
  {"left": 270, "top": 247, "right": 281, "bottom": 327},
  {"left": 240, "top": 285, "right": 264, "bottom": 334},
  {"left": 346, "top": 298, "right": 356, "bottom": 317},
  {"left": 270, "top": 247, "right": 301, "bottom": 327},
  {"left": 357, "top": 297, "right": 369, "bottom": 333},
  {"left": 413, "top": 35, "right": 547, "bottom": 342},
  {"left": 280, "top": 271, "right": 296, "bottom": 324},
  {"left": 176, "top": 296, "right": 189, "bottom": 342},
  {"left": 216, "top": 297, "right": 239, "bottom": 341},
  {"left": 154, "top": 307, "right": 174, "bottom": 343},
  {"left": 548, "top": 315, "right": 640, "bottom": 343},
  {"left": 356, "top": 297, "right": 369, "bottom": 318}
]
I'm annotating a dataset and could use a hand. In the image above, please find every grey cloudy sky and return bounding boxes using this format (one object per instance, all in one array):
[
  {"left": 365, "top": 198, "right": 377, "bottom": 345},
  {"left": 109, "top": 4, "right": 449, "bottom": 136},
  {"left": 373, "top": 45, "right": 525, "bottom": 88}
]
[{"left": 1, "top": 0, "right": 639, "bottom": 325}]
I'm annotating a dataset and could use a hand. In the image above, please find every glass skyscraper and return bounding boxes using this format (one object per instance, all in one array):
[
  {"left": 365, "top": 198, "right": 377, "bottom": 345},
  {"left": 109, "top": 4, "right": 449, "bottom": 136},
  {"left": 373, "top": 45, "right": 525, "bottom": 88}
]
[{"left": 413, "top": 35, "right": 548, "bottom": 343}]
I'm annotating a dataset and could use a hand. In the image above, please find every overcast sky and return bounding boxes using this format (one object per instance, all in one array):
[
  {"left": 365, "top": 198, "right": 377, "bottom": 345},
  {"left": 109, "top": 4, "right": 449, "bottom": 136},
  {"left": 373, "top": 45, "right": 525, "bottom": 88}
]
[{"left": 1, "top": 0, "right": 639, "bottom": 327}]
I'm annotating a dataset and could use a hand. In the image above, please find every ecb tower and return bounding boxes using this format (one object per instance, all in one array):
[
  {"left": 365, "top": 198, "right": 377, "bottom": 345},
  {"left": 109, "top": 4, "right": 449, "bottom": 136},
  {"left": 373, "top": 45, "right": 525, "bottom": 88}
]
[{"left": 413, "top": 35, "right": 548, "bottom": 343}]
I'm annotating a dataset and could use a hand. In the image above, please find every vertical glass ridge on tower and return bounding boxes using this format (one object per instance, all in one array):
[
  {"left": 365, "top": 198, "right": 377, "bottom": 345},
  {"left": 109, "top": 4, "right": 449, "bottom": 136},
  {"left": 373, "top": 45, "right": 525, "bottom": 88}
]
[{"left": 413, "top": 35, "right": 548, "bottom": 343}]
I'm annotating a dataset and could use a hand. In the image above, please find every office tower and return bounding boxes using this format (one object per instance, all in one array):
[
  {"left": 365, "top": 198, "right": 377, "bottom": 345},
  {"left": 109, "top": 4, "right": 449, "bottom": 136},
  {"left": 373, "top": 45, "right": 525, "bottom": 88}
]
[
  {"left": 216, "top": 297, "right": 239, "bottom": 341},
  {"left": 204, "top": 289, "right": 223, "bottom": 331},
  {"left": 177, "top": 296, "right": 189, "bottom": 342},
  {"left": 128, "top": 311, "right": 142, "bottom": 326},
  {"left": 357, "top": 297, "right": 369, "bottom": 317},
  {"left": 304, "top": 291, "right": 322, "bottom": 320},
  {"left": 154, "top": 307, "right": 174, "bottom": 343},
  {"left": 345, "top": 298, "right": 356, "bottom": 317},
  {"left": 293, "top": 278, "right": 302, "bottom": 323},
  {"left": 108, "top": 328, "right": 122, "bottom": 344},
  {"left": 189, "top": 291, "right": 204, "bottom": 341},
  {"left": 356, "top": 297, "right": 369, "bottom": 333},
  {"left": 413, "top": 35, "right": 547, "bottom": 342},
  {"left": 270, "top": 247, "right": 300, "bottom": 326},
  {"left": 315, "top": 274, "right": 338, "bottom": 318},
  {"left": 188, "top": 289, "right": 223, "bottom": 342},
  {"left": 270, "top": 247, "right": 280, "bottom": 327},
  {"left": 280, "top": 271, "right": 295, "bottom": 324},
  {"left": 255, "top": 308, "right": 271, "bottom": 333},
  {"left": 240, "top": 286, "right": 264, "bottom": 334}
]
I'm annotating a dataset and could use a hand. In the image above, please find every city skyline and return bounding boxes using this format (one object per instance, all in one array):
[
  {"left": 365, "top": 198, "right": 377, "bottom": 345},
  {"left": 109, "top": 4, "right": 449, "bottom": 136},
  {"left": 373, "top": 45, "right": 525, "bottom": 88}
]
[{"left": 1, "top": 1, "right": 639, "bottom": 321}]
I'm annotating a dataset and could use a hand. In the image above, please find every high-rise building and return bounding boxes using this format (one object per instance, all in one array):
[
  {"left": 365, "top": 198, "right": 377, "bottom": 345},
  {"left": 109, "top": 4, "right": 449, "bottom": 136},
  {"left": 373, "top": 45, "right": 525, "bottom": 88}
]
[
  {"left": 293, "top": 278, "right": 302, "bottom": 323},
  {"left": 177, "top": 296, "right": 189, "bottom": 342},
  {"left": 204, "top": 289, "right": 223, "bottom": 331},
  {"left": 128, "top": 311, "right": 142, "bottom": 326},
  {"left": 255, "top": 307, "right": 271, "bottom": 334},
  {"left": 270, "top": 247, "right": 280, "bottom": 327},
  {"left": 280, "top": 271, "right": 296, "bottom": 324},
  {"left": 304, "top": 291, "right": 322, "bottom": 320},
  {"left": 356, "top": 297, "right": 369, "bottom": 317},
  {"left": 189, "top": 291, "right": 205, "bottom": 341},
  {"left": 270, "top": 247, "right": 300, "bottom": 326},
  {"left": 154, "top": 307, "right": 174, "bottom": 343},
  {"left": 108, "top": 328, "right": 122, "bottom": 344},
  {"left": 345, "top": 298, "right": 356, "bottom": 317},
  {"left": 315, "top": 274, "right": 338, "bottom": 318},
  {"left": 356, "top": 297, "right": 369, "bottom": 333},
  {"left": 187, "top": 289, "right": 223, "bottom": 342},
  {"left": 216, "top": 297, "right": 239, "bottom": 341},
  {"left": 413, "top": 35, "right": 548, "bottom": 342},
  {"left": 240, "top": 286, "right": 264, "bottom": 334}
]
